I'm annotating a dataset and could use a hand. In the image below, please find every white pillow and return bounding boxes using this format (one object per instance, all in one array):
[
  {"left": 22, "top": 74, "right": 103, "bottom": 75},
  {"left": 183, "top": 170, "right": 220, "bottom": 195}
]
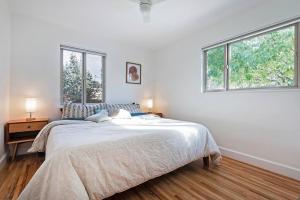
[
  {"left": 111, "top": 109, "right": 132, "bottom": 119},
  {"left": 85, "top": 110, "right": 110, "bottom": 123}
]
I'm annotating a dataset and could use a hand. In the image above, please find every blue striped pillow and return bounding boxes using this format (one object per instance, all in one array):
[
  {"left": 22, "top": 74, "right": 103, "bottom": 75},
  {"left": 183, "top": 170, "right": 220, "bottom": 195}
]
[
  {"left": 62, "top": 102, "right": 107, "bottom": 119},
  {"left": 62, "top": 102, "right": 86, "bottom": 119}
]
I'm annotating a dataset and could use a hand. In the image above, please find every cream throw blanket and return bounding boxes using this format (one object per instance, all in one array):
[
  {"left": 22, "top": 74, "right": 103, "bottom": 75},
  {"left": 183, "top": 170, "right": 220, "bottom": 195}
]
[{"left": 19, "top": 116, "right": 221, "bottom": 200}]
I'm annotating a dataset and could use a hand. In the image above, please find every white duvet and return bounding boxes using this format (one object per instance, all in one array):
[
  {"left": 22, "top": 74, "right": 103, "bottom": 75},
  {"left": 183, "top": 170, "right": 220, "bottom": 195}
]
[{"left": 19, "top": 116, "right": 221, "bottom": 200}]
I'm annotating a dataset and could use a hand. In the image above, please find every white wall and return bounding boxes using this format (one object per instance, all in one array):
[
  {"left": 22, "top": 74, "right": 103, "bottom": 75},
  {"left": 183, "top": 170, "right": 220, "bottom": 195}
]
[
  {"left": 7, "top": 0, "right": 300, "bottom": 179},
  {"left": 10, "top": 14, "right": 155, "bottom": 121},
  {"left": 154, "top": 0, "right": 300, "bottom": 179},
  {"left": 0, "top": 0, "right": 11, "bottom": 166}
]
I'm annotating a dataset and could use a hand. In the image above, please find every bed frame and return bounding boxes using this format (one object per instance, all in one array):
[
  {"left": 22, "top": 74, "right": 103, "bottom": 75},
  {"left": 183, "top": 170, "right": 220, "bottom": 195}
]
[{"left": 203, "top": 156, "right": 210, "bottom": 169}]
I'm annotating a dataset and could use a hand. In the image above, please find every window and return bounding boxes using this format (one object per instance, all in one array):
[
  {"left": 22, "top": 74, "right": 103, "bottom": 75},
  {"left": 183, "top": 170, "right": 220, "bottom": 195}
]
[
  {"left": 61, "top": 46, "right": 105, "bottom": 104},
  {"left": 203, "top": 20, "right": 299, "bottom": 92}
]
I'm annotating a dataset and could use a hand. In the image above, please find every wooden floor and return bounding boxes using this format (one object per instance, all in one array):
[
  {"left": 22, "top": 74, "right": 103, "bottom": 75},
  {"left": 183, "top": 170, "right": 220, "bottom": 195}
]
[{"left": 0, "top": 155, "right": 300, "bottom": 200}]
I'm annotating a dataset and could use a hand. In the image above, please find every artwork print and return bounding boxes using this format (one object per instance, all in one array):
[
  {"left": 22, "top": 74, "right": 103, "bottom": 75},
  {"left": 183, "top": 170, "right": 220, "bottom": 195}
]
[{"left": 126, "top": 62, "right": 141, "bottom": 84}]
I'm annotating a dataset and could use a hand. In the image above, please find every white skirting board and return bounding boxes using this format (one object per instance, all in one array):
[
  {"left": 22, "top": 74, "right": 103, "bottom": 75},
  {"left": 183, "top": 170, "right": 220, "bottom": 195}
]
[
  {"left": 0, "top": 153, "right": 7, "bottom": 170},
  {"left": 219, "top": 146, "right": 300, "bottom": 181}
]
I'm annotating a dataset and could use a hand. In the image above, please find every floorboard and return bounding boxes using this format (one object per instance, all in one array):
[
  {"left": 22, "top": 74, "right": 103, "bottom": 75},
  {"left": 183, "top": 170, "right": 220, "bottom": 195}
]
[{"left": 0, "top": 155, "right": 299, "bottom": 200}]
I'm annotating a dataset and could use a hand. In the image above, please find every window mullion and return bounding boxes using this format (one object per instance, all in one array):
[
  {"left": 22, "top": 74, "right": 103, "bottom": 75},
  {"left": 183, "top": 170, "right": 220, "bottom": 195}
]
[
  {"left": 203, "top": 51, "right": 207, "bottom": 92},
  {"left": 224, "top": 44, "right": 229, "bottom": 91},
  {"left": 102, "top": 55, "right": 106, "bottom": 102},
  {"left": 60, "top": 49, "right": 64, "bottom": 105},
  {"left": 297, "top": 23, "right": 300, "bottom": 88},
  {"left": 82, "top": 52, "right": 86, "bottom": 104}
]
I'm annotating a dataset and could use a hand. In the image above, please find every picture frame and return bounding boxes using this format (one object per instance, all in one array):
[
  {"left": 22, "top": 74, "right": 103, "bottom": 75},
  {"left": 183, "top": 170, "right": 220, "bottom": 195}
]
[{"left": 126, "top": 62, "right": 141, "bottom": 84}]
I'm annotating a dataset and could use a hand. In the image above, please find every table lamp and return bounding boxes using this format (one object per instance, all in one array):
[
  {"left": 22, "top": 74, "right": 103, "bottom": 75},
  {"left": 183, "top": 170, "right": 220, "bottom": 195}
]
[
  {"left": 146, "top": 98, "right": 153, "bottom": 113},
  {"left": 25, "top": 98, "right": 37, "bottom": 121}
]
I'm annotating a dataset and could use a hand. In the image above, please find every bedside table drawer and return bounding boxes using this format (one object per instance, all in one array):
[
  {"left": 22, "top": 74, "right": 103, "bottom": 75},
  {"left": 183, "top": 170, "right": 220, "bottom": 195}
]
[{"left": 8, "top": 122, "right": 47, "bottom": 133}]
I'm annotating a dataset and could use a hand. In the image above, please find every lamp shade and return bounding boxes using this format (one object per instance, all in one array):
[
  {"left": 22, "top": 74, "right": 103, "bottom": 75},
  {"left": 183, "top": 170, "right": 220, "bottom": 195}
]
[
  {"left": 25, "top": 98, "right": 37, "bottom": 113},
  {"left": 146, "top": 99, "right": 153, "bottom": 110}
]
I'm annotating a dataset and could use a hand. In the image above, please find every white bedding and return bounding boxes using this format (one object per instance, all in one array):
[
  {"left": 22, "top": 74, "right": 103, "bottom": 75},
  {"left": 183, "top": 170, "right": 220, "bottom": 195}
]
[{"left": 19, "top": 115, "right": 221, "bottom": 200}]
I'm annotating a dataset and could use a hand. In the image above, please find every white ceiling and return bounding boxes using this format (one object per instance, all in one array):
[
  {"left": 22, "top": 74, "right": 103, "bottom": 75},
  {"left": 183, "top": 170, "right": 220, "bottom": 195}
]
[{"left": 9, "top": 0, "right": 263, "bottom": 51}]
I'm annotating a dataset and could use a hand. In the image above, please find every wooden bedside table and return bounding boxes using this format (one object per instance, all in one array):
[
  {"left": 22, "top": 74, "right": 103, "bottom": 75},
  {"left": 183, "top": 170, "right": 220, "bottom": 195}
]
[
  {"left": 148, "top": 112, "right": 163, "bottom": 118},
  {"left": 5, "top": 118, "right": 48, "bottom": 160}
]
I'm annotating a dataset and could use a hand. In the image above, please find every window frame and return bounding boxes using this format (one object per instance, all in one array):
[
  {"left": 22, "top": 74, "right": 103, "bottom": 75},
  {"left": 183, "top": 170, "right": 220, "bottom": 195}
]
[
  {"left": 60, "top": 45, "right": 106, "bottom": 104},
  {"left": 202, "top": 18, "right": 300, "bottom": 92}
]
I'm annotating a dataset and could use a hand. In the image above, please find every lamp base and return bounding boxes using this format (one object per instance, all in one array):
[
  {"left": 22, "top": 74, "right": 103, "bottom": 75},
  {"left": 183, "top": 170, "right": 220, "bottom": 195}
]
[{"left": 26, "top": 118, "right": 36, "bottom": 121}]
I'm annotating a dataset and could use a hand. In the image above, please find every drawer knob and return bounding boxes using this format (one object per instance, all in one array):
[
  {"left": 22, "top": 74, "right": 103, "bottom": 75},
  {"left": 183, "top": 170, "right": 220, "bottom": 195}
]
[{"left": 27, "top": 125, "right": 31, "bottom": 129}]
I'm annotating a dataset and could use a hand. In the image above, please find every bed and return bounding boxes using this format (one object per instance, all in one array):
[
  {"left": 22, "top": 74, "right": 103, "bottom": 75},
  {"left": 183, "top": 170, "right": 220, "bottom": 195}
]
[{"left": 18, "top": 114, "right": 221, "bottom": 200}]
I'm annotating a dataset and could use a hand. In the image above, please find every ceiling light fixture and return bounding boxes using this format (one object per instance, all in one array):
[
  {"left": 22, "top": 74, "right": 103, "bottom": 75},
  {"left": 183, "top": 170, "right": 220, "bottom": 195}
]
[
  {"left": 140, "top": 0, "right": 152, "bottom": 23},
  {"left": 130, "top": 0, "right": 165, "bottom": 23}
]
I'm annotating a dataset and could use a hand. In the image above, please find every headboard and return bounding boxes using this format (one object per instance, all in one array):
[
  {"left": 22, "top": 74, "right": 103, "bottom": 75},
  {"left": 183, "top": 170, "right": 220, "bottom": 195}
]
[{"left": 59, "top": 103, "right": 139, "bottom": 113}]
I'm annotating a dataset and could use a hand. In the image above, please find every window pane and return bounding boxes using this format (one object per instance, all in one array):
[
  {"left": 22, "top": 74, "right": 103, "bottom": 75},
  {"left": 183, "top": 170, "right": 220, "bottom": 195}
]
[
  {"left": 86, "top": 54, "right": 104, "bottom": 103},
  {"left": 62, "top": 50, "right": 83, "bottom": 103},
  {"left": 229, "top": 26, "right": 296, "bottom": 89},
  {"left": 206, "top": 46, "right": 225, "bottom": 90}
]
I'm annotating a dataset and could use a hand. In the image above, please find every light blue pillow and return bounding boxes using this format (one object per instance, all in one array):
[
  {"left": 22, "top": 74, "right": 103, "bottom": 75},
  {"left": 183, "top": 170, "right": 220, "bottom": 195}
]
[
  {"left": 95, "top": 108, "right": 102, "bottom": 114},
  {"left": 85, "top": 110, "right": 110, "bottom": 123},
  {"left": 131, "top": 112, "right": 147, "bottom": 116}
]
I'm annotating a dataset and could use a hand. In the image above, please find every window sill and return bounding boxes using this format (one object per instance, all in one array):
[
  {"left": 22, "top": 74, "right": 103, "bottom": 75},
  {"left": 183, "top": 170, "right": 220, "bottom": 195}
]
[{"left": 203, "top": 87, "right": 300, "bottom": 94}]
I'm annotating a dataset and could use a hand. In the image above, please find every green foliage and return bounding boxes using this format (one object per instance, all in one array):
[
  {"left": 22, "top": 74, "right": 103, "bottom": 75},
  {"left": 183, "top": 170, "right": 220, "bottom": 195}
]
[
  {"left": 86, "top": 72, "right": 103, "bottom": 103},
  {"left": 63, "top": 53, "right": 103, "bottom": 103},
  {"left": 63, "top": 54, "right": 83, "bottom": 103},
  {"left": 207, "top": 26, "right": 295, "bottom": 90},
  {"left": 207, "top": 47, "right": 224, "bottom": 89}
]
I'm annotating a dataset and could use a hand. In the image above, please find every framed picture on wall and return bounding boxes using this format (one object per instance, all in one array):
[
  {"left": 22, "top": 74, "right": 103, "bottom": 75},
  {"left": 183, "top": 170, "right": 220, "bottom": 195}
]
[{"left": 126, "top": 62, "right": 141, "bottom": 84}]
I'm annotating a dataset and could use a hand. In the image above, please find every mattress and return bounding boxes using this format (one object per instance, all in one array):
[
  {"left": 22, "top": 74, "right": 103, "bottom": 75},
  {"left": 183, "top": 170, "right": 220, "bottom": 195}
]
[{"left": 19, "top": 115, "right": 221, "bottom": 200}]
